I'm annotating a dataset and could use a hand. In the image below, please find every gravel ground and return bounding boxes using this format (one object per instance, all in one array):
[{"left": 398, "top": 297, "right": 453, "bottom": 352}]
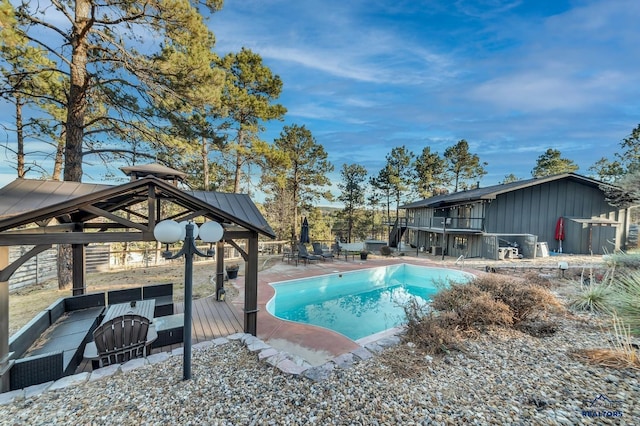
[{"left": 1, "top": 262, "right": 639, "bottom": 425}]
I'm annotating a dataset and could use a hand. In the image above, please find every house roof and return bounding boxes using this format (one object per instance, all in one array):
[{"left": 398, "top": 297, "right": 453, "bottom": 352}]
[
  {"left": 0, "top": 177, "right": 275, "bottom": 238},
  {"left": 400, "top": 173, "right": 615, "bottom": 209}
]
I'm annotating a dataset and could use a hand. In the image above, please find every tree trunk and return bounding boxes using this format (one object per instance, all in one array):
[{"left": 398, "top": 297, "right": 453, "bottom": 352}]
[
  {"left": 15, "top": 97, "right": 24, "bottom": 178},
  {"left": 56, "top": 245, "right": 73, "bottom": 290},
  {"left": 233, "top": 131, "right": 244, "bottom": 193},
  {"left": 63, "top": 0, "right": 91, "bottom": 183},
  {"left": 59, "top": 0, "right": 91, "bottom": 289},
  {"left": 52, "top": 132, "right": 64, "bottom": 180},
  {"left": 202, "top": 136, "right": 209, "bottom": 190},
  {"left": 292, "top": 170, "right": 299, "bottom": 242}
]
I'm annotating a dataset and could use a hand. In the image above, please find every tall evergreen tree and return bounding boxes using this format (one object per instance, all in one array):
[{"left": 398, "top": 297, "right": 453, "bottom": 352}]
[
  {"left": 500, "top": 173, "right": 521, "bottom": 184},
  {"left": 217, "top": 48, "right": 286, "bottom": 193},
  {"left": 414, "top": 146, "right": 446, "bottom": 198},
  {"left": 337, "top": 163, "right": 368, "bottom": 243},
  {"left": 261, "top": 124, "right": 333, "bottom": 241},
  {"left": 370, "top": 165, "right": 393, "bottom": 227},
  {"left": 0, "top": 0, "right": 225, "bottom": 183},
  {"left": 590, "top": 124, "right": 640, "bottom": 183},
  {"left": 384, "top": 146, "right": 415, "bottom": 220},
  {"left": 443, "top": 139, "right": 487, "bottom": 192},
  {"left": 531, "top": 148, "right": 579, "bottom": 177},
  {"left": 589, "top": 157, "right": 624, "bottom": 184},
  {"left": 0, "top": 5, "right": 65, "bottom": 178}
]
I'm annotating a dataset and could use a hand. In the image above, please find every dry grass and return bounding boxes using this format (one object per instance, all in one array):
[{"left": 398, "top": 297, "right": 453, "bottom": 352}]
[
  {"left": 570, "top": 349, "right": 640, "bottom": 369},
  {"left": 570, "top": 313, "right": 640, "bottom": 370},
  {"left": 378, "top": 344, "right": 435, "bottom": 378}
]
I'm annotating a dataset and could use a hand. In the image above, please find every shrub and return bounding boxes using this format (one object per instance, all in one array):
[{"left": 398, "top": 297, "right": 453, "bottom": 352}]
[
  {"left": 470, "top": 275, "right": 562, "bottom": 323},
  {"left": 431, "top": 283, "right": 513, "bottom": 330},
  {"left": 402, "top": 273, "right": 562, "bottom": 351},
  {"left": 402, "top": 298, "right": 461, "bottom": 355}
]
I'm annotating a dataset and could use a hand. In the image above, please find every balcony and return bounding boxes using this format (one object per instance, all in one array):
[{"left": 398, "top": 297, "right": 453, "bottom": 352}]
[{"left": 406, "top": 216, "right": 484, "bottom": 232}]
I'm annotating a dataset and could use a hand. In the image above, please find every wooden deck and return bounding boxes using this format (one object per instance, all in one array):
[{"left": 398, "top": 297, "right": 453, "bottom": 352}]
[
  {"left": 76, "top": 296, "right": 243, "bottom": 373},
  {"left": 173, "top": 296, "right": 244, "bottom": 342}
]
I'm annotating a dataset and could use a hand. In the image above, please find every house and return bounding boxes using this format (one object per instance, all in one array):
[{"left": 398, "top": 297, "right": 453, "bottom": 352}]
[{"left": 400, "top": 173, "right": 633, "bottom": 259}]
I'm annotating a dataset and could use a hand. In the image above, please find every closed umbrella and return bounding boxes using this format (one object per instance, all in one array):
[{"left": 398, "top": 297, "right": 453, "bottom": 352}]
[
  {"left": 555, "top": 217, "right": 565, "bottom": 253},
  {"left": 300, "top": 217, "right": 310, "bottom": 244}
]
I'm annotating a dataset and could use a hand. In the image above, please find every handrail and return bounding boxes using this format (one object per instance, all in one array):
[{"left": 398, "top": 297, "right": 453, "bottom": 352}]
[{"left": 406, "top": 216, "right": 484, "bottom": 230}]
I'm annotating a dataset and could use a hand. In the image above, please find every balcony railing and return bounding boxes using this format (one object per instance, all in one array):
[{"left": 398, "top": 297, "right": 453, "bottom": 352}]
[{"left": 407, "top": 216, "right": 484, "bottom": 231}]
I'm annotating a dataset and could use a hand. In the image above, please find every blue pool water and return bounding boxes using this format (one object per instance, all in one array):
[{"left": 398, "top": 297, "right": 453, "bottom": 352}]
[{"left": 266, "top": 263, "right": 473, "bottom": 340}]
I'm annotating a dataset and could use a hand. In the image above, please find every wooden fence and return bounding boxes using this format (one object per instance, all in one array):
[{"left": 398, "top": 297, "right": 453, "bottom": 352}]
[{"left": 7, "top": 242, "right": 248, "bottom": 291}]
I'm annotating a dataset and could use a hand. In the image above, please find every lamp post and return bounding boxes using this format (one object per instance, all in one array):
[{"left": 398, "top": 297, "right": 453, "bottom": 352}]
[{"left": 154, "top": 219, "right": 224, "bottom": 380}]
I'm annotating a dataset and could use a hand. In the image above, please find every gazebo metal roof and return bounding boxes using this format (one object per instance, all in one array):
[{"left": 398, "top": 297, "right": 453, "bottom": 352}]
[{"left": 0, "top": 177, "right": 275, "bottom": 240}]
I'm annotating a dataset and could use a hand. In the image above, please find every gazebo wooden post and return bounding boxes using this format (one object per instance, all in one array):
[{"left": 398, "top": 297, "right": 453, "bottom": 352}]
[
  {"left": 72, "top": 243, "right": 86, "bottom": 296},
  {"left": 0, "top": 247, "right": 12, "bottom": 393},
  {"left": 244, "top": 233, "right": 259, "bottom": 336}
]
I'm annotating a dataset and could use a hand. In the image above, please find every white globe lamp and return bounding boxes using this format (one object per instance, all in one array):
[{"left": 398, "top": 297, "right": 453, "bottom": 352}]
[{"left": 153, "top": 220, "right": 182, "bottom": 243}]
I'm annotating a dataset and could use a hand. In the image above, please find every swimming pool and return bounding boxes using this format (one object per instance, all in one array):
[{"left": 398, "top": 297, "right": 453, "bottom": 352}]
[{"left": 266, "top": 263, "right": 474, "bottom": 340}]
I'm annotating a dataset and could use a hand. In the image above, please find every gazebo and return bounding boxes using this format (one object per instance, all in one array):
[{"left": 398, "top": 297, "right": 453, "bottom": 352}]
[{"left": 0, "top": 164, "right": 275, "bottom": 391}]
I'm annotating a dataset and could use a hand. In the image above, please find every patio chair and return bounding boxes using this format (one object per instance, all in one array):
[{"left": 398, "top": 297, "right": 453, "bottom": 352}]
[
  {"left": 87, "top": 314, "right": 157, "bottom": 368},
  {"left": 297, "top": 243, "right": 321, "bottom": 264},
  {"left": 312, "top": 242, "right": 334, "bottom": 261}
]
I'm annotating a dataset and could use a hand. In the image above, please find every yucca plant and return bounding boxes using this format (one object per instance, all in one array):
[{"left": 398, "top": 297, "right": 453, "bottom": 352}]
[
  {"left": 569, "top": 279, "right": 613, "bottom": 313},
  {"left": 608, "top": 269, "right": 640, "bottom": 336}
]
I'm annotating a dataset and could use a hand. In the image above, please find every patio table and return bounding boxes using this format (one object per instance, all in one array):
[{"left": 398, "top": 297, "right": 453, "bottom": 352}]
[{"left": 101, "top": 299, "right": 155, "bottom": 324}]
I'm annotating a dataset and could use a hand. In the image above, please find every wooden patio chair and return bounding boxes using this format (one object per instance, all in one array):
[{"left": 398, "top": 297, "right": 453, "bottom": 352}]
[{"left": 87, "top": 314, "right": 156, "bottom": 368}]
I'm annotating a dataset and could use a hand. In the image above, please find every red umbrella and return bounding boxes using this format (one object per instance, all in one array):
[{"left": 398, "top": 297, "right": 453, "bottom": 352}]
[{"left": 555, "top": 217, "right": 565, "bottom": 253}]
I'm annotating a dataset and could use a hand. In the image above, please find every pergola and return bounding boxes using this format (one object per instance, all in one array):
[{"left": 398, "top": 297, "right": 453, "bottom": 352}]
[{"left": 0, "top": 164, "right": 275, "bottom": 391}]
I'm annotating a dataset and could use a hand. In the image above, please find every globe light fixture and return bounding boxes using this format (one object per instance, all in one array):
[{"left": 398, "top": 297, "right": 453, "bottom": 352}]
[
  {"left": 153, "top": 219, "right": 224, "bottom": 380},
  {"left": 153, "top": 219, "right": 182, "bottom": 243},
  {"left": 199, "top": 221, "right": 224, "bottom": 256}
]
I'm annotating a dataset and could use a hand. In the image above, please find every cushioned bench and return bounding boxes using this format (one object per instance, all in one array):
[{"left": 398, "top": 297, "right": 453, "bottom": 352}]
[
  {"left": 8, "top": 293, "right": 105, "bottom": 391},
  {"left": 151, "top": 313, "right": 184, "bottom": 348},
  {"left": 142, "top": 283, "right": 174, "bottom": 317},
  {"left": 108, "top": 287, "right": 142, "bottom": 305}
]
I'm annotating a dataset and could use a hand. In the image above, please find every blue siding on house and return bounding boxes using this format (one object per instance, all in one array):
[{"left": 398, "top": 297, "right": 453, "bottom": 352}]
[
  {"left": 402, "top": 174, "right": 630, "bottom": 257},
  {"left": 484, "top": 179, "right": 622, "bottom": 254}
]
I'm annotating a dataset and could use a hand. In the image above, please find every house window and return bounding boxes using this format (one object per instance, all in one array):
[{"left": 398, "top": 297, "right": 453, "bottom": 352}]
[{"left": 454, "top": 235, "right": 467, "bottom": 250}]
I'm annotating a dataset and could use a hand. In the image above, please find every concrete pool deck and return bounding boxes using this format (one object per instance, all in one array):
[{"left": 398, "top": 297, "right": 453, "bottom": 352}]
[{"left": 228, "top": 254, "right": 471, "bottom": 366}]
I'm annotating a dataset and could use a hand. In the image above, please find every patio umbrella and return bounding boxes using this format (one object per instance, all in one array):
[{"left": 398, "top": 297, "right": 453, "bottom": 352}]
[
  {"left": 300, "top": 217, "right": 310, "bottom": 243},
  {"left": 555, "top": 217, "right": 565, "bottom": 253}
]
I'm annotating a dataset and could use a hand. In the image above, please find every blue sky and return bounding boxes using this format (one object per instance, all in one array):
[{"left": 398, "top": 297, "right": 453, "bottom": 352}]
[
  {"left": 1, "top": 0, "right": 639, "bottom": 200},
  {"left": 207, "top": 0, "right": 640, "bottom": 188}
]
